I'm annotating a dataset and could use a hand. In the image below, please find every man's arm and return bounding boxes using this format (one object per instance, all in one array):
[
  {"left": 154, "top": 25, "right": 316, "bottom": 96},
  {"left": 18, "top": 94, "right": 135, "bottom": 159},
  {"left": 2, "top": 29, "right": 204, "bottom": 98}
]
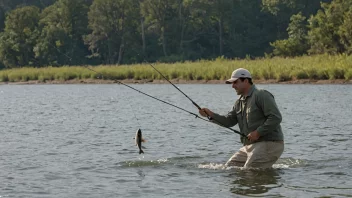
[{"left": 201, "top": 107, "right": 238, "bottom": 128}]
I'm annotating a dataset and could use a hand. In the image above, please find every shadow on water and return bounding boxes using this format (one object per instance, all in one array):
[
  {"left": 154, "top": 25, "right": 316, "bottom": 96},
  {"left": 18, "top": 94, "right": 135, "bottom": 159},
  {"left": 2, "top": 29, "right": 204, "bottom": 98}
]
[
  {"left": 227, "top": 168, "right": 283, "bottom": 196},
  {"left": 223, "top": 157, "right": 307, "bottom": 196}
]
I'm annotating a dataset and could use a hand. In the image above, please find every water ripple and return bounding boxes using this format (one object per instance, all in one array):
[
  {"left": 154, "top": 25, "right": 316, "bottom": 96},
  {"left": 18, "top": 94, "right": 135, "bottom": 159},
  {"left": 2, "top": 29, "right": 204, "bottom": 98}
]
[{"left": 0, "top": 84, "right": 351, "bottom": 198}]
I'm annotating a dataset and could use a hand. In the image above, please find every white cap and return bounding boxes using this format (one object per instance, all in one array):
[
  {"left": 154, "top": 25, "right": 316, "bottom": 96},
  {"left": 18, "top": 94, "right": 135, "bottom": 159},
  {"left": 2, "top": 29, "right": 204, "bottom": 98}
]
[{"left": 225, "top": 68, "right": 252, "bottom": 84}]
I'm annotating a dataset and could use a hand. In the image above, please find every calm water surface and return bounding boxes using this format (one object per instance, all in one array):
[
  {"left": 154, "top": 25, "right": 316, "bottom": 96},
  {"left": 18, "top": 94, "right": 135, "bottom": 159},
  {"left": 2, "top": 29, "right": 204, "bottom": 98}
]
[{"left": 0, "top": 84, "right": 351, "bottom": 197}]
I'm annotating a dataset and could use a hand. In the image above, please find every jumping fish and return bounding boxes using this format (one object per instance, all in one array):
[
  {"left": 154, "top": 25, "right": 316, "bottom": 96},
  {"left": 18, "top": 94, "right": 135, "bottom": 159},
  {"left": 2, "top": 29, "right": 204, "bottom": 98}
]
[{"left": 135, "top": 128, "right": 146, "bottom": 154}]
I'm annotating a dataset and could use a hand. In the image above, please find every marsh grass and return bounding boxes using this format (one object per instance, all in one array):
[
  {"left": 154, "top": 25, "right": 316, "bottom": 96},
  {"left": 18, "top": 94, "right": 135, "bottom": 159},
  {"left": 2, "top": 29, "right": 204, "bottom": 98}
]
[{"left": 1, "top": 54, "right": 351, "bottom": 83}]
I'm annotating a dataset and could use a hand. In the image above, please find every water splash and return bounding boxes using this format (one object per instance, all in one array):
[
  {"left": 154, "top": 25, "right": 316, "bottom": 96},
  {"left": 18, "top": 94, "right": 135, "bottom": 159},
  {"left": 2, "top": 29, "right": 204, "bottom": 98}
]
[
  {"left": 272, "top": 164, "right": 290, "bottom": 169},
  {"left": 198, "top": 163, "right": 227, "bottom": 170},
  {"left": 198, "top": 157, "right": 307, "bottom": 170},
  {"left": 119, "top": 155, "right": 203, "bottom": 168},
  {"left": 274, "top": 157, "right": 307, "bottom": 168},
  {"left": 120, "top": 158, "right": 170, "bottom": 168}
]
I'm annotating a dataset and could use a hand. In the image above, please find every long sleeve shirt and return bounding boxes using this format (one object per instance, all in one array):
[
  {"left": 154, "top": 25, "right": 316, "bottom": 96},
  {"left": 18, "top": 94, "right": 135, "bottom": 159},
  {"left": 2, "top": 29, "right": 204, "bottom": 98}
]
[{"left": 211, "top": 85, "right": 284, "bottom": 145}]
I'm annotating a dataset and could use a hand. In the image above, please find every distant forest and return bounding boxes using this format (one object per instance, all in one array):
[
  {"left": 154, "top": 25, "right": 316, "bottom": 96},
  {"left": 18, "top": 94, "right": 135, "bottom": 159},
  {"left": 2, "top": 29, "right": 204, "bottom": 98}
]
[{"left": 0, "top": 0, "right": 351, "bottom": 69}]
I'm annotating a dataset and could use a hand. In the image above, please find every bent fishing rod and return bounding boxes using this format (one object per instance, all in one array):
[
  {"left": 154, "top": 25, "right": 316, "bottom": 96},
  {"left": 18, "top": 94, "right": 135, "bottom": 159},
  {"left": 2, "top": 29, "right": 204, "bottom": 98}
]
[
  {"left": 148, "top": 62, "right": 214, "bottom": 121},
  {"left": 44, "top": 43, "right": 227, "bottom": 133},
  {"left": 148, "top": 63, "right": 204, "bottom": 110},
  {"left": 46, "top": 42, "right": 245, "bottom": 137},
  {"left": 84, "top": 66, "right": 246, "bottom": 138},
  {"left": 146, "top": 63, "right": 246, "bottom": 138},
  {"left": 83, "top": 66, "right": 208, "bottom": 121},
  {"left": 46, "top": 40, "right": 245, "bottom": 137}
]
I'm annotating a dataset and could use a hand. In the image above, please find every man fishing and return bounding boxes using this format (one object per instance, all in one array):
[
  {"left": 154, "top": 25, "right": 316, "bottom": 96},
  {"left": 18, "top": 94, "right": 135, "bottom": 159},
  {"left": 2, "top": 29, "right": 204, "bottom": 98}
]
[{"left": 199, "top": 68, "right": 284, "bottom": 169}]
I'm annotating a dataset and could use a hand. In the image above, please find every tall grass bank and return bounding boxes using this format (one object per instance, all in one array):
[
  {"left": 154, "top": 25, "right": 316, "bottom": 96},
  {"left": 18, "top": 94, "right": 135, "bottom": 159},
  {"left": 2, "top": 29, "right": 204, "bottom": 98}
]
[{"left": 1, "top": 55, "right": 352, "bottom": 83}]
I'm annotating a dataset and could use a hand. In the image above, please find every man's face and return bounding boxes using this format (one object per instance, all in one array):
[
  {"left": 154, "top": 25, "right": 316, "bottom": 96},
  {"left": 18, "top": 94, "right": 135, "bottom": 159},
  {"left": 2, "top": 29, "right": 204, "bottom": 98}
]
[{"left": 232, "top": 79, "right": 246, "bottom": 95}]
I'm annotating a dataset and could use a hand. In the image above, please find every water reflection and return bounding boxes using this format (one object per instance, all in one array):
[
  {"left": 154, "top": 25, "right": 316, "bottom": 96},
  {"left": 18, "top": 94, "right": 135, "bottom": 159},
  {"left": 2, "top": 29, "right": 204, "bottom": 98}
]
[{"left": 228, "top": 168, "right": 282, "bottom": 195}]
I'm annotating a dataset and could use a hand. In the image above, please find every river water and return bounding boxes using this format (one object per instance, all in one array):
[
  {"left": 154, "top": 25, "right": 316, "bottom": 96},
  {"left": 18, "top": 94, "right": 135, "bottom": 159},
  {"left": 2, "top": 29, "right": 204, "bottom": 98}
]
[{"left": 0, "top": 84, "right": 351, "bottom": 197}]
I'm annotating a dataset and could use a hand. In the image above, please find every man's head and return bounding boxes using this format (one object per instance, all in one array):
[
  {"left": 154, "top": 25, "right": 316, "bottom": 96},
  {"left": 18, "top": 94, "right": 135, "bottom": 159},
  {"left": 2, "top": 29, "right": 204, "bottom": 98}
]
[{"left": 225, "top": 68, "right": 253, "bottom": 95}]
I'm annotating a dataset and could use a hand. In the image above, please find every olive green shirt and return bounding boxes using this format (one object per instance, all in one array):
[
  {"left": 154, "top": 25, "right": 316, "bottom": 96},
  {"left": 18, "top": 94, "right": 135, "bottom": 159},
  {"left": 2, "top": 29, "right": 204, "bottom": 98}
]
[{"left": 212, "top": 85, "right": 283, "bottom": 145}]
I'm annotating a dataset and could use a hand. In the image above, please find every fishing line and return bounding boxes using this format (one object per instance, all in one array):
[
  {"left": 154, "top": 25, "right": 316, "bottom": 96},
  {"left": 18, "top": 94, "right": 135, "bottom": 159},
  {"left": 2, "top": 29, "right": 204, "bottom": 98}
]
[
  {"left": 85, "top": 66, "right": 246, "bottom": 137},
  {"left": 127, "top": 94, "right": 142, "bottom": 128},
  {"left": 42, "top": 42, "right": 206, "bottom": 120},
  {"left": 146, "top": 62, "right": 246, "bottom": 137},
  {"left": 83, "top": 66, "right": 211, "bottom": 121},
  {"left": 44, "top": 41, "right": 245, "bottom": 137}
]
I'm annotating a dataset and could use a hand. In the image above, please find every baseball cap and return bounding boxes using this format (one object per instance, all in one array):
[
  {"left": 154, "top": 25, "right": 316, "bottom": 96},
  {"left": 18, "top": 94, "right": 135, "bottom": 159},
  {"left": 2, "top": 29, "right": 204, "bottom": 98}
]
[{"left": 225, "top": 68, "right": 252, "bottom": 84}]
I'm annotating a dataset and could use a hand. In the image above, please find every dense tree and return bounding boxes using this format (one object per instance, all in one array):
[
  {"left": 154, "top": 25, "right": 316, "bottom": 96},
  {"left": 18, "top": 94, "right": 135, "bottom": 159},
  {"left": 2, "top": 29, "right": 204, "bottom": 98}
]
[
  {"left": 0, "top": 1, "right": 46, "bottom": 32},
  {"left": 84, "top": 0, "right": 140, "bottom": 65},
  {"left": 172, "top": 0, "right": 214, "bottom": 60},
  {"left": 308, "top": 0, "right": 352, "bottom": 54},
  {"left": 262, "top": 0, "right": 331, "bottom": 40},
  {"left": 224, "top": 0, "right": 278, "bottom": 57},
  {"left": 0, "top": 6, "right": 40, "bottom": 68},
  {"left": 34, "top": 0, "right": 89, "bottom": 66},
  {"left": 339, "top": 7, "right": 352, "bottom": 54},
  {"left": 141, "top": 0, "right": 177, "bottom": 57},
  {"left": 271, "top": 13, "right": 309, "bottom": 57},
  {"left": 3, "top": 0, "right": 352, "bottom": 68}
]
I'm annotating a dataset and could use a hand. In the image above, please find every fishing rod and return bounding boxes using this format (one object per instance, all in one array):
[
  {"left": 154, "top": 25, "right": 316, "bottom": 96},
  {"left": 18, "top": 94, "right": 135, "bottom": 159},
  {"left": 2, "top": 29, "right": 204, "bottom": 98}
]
[
  {"left": 46, "top": 44, "right": 207, "bottom": 121},
  {"left": 45, "top": 42, "right": 213, "bottom": 121},
  {"left": 148, "top": 63, "right": 203, "bottom": 110},
  {"left": 146, "top": 62, "right": 246, "bottom": 137},
  {"left": 147, "top": 63, "right": 211, "bottom": 120},
  {"left": 85, "top": 66, "right": 246, "bottom": 138},
  {"left": 45, "top": 41, "right": 245, "bottom": 137},
  {"left": 83, "top": 66, "right": 210, "bottom": 121}
]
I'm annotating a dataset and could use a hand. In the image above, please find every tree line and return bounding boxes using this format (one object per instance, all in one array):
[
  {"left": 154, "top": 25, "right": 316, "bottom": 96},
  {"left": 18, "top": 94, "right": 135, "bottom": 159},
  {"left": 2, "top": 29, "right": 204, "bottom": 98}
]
[{"left": 0, "top": 0, "right": 351, "bottom": 69}]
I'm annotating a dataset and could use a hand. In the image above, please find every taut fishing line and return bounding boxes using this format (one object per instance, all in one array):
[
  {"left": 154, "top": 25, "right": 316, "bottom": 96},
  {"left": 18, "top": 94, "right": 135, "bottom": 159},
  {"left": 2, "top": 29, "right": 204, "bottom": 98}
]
[{"left": 45, "top": 41, "right": 245, "bottom": 137}]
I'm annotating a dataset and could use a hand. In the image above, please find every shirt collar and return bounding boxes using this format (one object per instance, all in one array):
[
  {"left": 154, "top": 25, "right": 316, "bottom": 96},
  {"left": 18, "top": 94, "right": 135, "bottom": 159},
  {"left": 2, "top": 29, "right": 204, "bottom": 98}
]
[{"left": 240, "top": 85, "right": 256, "bottom": 100}]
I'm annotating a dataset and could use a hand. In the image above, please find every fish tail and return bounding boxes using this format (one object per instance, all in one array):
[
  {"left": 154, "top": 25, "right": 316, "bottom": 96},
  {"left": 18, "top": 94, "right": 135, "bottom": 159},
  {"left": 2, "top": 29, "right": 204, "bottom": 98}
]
[{"left": 139, "top": 149, "right": 144, "bottom": 154}]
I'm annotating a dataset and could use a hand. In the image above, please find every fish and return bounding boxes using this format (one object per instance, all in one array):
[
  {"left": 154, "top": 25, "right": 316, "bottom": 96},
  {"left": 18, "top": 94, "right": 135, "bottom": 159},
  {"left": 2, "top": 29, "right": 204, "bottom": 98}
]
[{"left": 135, "top": 128, "right": 146, "bottom": 154}]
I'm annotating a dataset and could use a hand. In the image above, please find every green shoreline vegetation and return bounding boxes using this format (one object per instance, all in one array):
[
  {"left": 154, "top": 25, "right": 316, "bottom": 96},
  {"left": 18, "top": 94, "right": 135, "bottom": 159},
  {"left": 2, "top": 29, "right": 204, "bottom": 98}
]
[{"left": 1, "top": 54, "right": 352, "bottom": 83}]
